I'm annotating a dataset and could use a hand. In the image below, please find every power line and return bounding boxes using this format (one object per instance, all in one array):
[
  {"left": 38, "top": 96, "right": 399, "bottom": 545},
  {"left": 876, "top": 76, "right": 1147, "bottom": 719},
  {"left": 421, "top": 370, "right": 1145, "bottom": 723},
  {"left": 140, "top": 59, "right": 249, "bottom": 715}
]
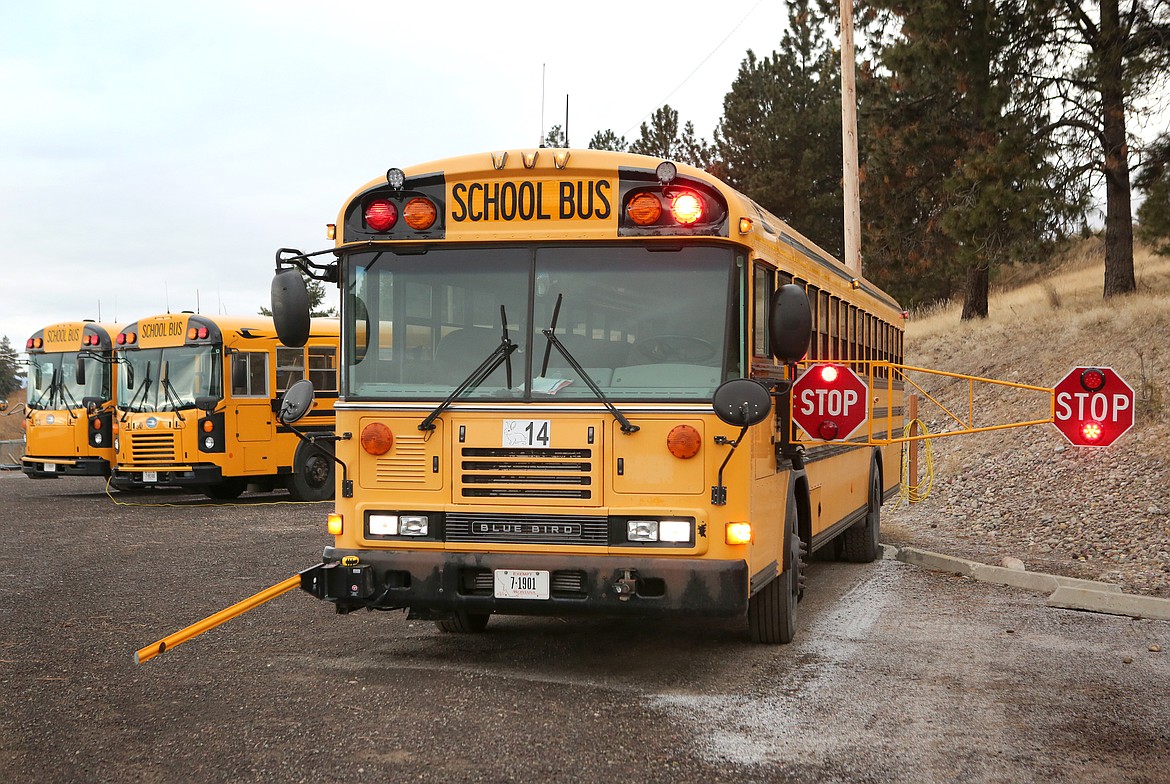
[{"left": 622, "top": 0, "right": 766, "bottom": 138}]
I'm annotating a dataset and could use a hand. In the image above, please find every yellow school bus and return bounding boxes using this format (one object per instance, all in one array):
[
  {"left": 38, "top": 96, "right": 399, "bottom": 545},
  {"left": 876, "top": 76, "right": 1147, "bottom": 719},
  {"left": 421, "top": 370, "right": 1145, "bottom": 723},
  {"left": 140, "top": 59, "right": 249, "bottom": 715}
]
[
  {"left": 271, "top": 149, "right": 904, "bottom": 642},
  {"left": 110, "top": 313, "right": 340, "bottom": 500},
  {"left": 22, "top": 321, "right": 124, "bottom": 479}
]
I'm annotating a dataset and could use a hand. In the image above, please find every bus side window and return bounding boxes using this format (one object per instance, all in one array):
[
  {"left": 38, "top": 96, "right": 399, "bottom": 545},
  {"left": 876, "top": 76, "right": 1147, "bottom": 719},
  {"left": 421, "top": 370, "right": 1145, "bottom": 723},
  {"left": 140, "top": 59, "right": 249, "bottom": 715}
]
[
  {"left": 309, "top": 347, "right": 338, "bottom": 392},
  {"left": 276, "top": 347, "right": 305, "bottom": 393},
  {"left": 231, "top": 352, "right": 269, "bottom": 398}
]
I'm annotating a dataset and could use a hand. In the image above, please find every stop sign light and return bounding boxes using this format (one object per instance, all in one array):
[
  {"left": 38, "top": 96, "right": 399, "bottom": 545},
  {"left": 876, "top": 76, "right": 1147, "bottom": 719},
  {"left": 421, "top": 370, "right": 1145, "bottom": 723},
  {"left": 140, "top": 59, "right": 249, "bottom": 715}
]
[{"left": 1052, "top": 366, "right": 1135, "bottom": 447}]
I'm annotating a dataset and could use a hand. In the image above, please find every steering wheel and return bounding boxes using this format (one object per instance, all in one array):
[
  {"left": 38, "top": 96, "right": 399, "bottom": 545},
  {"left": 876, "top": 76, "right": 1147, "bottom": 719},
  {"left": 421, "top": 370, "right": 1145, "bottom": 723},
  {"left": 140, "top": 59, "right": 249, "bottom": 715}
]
[{"left": 633, "top": 335, "right": 717, "bottom": 363}]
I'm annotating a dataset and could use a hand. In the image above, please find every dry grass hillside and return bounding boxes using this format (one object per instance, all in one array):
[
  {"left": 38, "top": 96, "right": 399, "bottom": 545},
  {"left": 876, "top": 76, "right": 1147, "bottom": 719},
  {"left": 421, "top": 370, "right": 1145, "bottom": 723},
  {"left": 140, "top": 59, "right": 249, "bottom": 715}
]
[
  {"left": 0, "top": 389, "right": 24, "bottom": 444},
  {"left": 884, "top": 239, "right": 1170, "bottom": 596}
]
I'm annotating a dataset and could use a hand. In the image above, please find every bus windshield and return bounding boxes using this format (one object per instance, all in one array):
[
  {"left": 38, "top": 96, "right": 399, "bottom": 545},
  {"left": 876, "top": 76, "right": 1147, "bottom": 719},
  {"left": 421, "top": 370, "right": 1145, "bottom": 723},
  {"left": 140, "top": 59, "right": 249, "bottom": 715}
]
[
  {"left": 117, "top": 345, "right": 222, "bottom": 412},
  {"left": 345, "top": 244, "right": 739, "bottom": 401},
  {"left": 26, "top": 352, "right": 111, "bottom": 410}
]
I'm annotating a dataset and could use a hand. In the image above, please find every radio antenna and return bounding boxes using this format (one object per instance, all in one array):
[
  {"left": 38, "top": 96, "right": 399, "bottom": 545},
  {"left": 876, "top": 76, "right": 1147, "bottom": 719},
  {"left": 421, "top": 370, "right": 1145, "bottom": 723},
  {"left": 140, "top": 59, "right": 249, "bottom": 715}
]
[
  {"left": 165, "top": 282, "right": 171, "bottom": 314},
  {"left": 539, "top": 63, "right": 546, "bottom": 147},
  {"left": 564, "top": 94, "right": 569, "bottom": 148}
]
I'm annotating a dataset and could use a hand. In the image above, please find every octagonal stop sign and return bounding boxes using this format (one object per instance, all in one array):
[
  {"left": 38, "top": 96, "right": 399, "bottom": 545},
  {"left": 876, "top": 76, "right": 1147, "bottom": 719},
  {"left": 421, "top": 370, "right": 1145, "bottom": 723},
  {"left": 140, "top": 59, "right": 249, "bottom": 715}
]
[
  {"left": 791, "top": 363, "right": 869, "bottom": 441},
  {"left": 1052, "top": 366, "right": 1135, "bottom": 447}
]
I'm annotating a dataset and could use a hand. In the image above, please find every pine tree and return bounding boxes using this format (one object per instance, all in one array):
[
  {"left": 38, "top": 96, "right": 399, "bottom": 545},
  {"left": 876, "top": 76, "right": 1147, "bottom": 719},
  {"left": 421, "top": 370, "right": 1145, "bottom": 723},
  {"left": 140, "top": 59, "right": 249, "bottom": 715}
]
[
  {"left": 629, "top": 106, "right": 715, "bottom": 169},
  {"left": 0, "top": 336, "right": 20, "bottom": 400},
  {"left": 716, "top": 1, "right": 844, "bottom": 258},
  {"left": 588, "top": 130, "right": 628, "bottom": 152},
  {"left": 260, "top": 273, "right": 337, "bottom": 318},
  {"left": 1136, "top": 134, "right": 1170, "bottom": 256},
  {"left": 860, "top": 0, "right": 1072, "bottom": 317}
]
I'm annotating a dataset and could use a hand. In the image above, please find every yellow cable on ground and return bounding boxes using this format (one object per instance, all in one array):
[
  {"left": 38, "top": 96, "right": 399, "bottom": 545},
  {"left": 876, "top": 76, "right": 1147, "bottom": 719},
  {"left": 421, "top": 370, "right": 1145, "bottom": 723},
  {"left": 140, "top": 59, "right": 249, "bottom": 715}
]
[
  {"left": 900, "top": 419, "right": 935, "bottom": 504},
  {"left": 104, "top": 476, "right": 329, "bottom": 508}
]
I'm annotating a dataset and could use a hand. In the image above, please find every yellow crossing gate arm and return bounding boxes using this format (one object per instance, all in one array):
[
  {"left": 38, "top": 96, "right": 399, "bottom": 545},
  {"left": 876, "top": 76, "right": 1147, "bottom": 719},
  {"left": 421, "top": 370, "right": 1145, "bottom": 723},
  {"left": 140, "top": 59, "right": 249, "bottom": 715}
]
[{"left": 135, "top": 572, "right": 304, "bottom": 664}]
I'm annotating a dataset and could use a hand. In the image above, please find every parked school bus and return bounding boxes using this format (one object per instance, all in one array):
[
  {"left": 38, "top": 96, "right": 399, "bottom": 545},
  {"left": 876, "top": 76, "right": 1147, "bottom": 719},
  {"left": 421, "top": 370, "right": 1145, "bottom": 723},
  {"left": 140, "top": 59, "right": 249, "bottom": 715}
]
[
  {"left": 22, "top": 321, "right": 123, "bottom": 479},
  {"left": 270, "top": 149, "right": 904, "bottom": 642},
  {"left": 110, "top": 313, "right": 340, "bottom": 501}
]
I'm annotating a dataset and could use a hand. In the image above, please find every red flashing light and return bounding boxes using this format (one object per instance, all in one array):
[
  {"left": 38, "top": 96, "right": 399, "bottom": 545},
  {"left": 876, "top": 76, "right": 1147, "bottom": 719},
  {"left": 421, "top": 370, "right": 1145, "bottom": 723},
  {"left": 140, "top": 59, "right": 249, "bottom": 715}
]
[
  {"left": 817, "top": 420, "right": 840, "bottom": 440},
  {"left": 116, "top": 333, "right": 126, "bottom": 345},
  {"left": 26, "top": 338, "right": 34, "bottom": 349},
  {"left": 670, "top": 191, "right": 704, "bottom": 225},
  {"left": 198, "top": 327, "right": 209, "bottom": 339},
  {"left": 1081, "top": 422, "right": 1103, "bottom": 442},
  {"left": 1079, "top": 367, "right": 1106, "bottom": 392},
  {"left": 820, "top": 365, "right": 840, "bottom": 383},
  {"left": 365, "top": 199, "right": 398, "bottom": 231}
]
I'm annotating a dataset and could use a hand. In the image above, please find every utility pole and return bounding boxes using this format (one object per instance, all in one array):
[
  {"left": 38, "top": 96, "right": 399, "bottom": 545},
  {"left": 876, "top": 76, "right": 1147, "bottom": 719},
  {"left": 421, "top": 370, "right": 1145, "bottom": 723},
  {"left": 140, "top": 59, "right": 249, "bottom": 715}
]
[{"left": 840, "top": 0, "right": 862, "bottom": 277}]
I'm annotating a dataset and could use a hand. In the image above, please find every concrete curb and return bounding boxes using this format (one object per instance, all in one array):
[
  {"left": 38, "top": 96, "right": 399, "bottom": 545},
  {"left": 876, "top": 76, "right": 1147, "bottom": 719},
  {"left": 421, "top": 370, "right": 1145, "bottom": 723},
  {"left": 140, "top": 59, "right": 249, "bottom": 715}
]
[{"left": 884, "top": 543, "right": 1170, "bottom": 622}]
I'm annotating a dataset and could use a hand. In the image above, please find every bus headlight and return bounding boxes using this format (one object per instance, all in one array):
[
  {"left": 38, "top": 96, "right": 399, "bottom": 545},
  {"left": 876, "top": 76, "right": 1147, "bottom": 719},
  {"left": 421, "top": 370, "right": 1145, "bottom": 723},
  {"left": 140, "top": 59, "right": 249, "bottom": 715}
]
[
  {"left": 113, "top": 436, "right": 120, "bottom": 451},
  {"left": 368, "top": 514, "right": 429, "bottom": 536},
  {"left": 627, "top": 519, "right": 691, "bottom": 543},
  {"left": 204, "top": 436, "right": 215, "bottom": 449},
  {"left": 93, "top": 433, "right": 103, "bottom": 446}
]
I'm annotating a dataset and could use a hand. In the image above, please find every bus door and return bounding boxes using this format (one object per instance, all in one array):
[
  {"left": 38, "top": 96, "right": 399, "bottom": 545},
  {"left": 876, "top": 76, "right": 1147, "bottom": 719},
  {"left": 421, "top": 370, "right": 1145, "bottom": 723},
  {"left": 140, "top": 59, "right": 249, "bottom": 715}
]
[{"left": 229, "top": 352, "right": 274, "bottom": 470}]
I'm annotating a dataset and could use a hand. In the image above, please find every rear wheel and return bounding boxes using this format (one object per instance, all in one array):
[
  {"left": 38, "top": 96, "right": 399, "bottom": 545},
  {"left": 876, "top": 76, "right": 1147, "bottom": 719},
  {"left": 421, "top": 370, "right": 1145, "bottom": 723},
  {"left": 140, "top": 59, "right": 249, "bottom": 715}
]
[
  {"left": 288, "top": 442, "right": 335, "bottom": 501},
  {"left": 842, "top": 464, "right": 882, "bottom": 563},
  {"left": 749, "top": 528, "right": 802, "bottom": 644},
  {"left": 435, "top": 611, "right": 490, "bottom": 634}
]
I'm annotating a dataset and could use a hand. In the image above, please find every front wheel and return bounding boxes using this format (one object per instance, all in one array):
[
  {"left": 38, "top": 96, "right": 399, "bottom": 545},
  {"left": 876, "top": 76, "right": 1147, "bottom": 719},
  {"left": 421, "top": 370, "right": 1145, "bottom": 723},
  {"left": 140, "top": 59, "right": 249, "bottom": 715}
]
[
  {"left": 748, "top": 529, "right": 802, "bottom": 644},
  {"left": 288, "top": 441, "right": 335, "bottom": 501}
]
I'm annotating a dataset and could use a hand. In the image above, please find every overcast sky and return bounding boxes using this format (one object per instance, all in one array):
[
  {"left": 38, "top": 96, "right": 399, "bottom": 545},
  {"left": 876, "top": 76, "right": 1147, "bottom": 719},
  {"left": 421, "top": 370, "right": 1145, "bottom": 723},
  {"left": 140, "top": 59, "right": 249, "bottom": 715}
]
[{"left": 1, "top": 0, "right": 793, "bottom": 352}]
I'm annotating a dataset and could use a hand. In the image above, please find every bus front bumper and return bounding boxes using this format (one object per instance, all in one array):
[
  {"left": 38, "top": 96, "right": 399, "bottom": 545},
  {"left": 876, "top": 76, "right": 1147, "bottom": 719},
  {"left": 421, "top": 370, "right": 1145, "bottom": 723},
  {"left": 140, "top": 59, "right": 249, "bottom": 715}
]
[
  {"left": 302, "top": 548, "right": 749, "bottom": 619},
  {"left": 22, "top": 456, "right": 111, "bottom": 478},
  {"left": 110, "top": 465, "right": 221, "bottom": 489}
]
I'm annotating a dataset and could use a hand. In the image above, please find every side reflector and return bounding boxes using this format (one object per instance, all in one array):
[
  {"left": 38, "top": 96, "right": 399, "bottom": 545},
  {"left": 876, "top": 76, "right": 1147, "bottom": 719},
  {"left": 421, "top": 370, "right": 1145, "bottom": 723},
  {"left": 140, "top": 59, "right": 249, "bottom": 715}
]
[
  {"left": 327, "top": 513, "right": 343, "bottom": 535},
  {"left": 726, "top": 522, "right": 752, "bottom": 545}
]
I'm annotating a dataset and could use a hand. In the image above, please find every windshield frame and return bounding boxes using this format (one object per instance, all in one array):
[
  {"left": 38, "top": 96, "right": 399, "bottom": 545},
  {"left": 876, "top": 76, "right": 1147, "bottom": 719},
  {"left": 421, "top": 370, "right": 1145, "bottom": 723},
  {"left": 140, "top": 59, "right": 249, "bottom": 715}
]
[
  {"left": 341, "top": 242, "right": 741, "bottom": 403},
  {"left": 26, "top": 351, "right": 112, "bottom": 411}
]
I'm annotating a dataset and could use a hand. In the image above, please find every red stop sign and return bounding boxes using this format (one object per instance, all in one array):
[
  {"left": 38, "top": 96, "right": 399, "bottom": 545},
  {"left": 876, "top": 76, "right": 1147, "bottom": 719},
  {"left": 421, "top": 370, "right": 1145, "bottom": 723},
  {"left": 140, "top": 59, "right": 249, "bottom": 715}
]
[
  {"left": 791, "top": 363, "right": 869, "bottom": 441},
  {"left": 1052, "top": 366, "right": 1135, "bottom": 447}
]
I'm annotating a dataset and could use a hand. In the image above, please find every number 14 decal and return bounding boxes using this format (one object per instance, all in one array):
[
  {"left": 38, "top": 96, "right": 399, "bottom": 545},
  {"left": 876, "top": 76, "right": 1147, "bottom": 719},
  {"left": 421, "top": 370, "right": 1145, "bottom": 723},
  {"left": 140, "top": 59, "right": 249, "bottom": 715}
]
[{"left": 503, "top": 419, "right": 551, "bottom": 448}]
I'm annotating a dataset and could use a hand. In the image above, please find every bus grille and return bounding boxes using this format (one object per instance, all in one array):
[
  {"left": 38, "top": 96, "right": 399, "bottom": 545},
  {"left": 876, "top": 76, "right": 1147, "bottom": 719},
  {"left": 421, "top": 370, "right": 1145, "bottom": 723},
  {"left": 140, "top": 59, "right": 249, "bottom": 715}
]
[
  {"left": 460, "top": 448, "right": 592, "bottom": 500},
  {"left": 129, "top": 432, "right": 178, "bottom": 464},
  {"left": 458, "top": 567, "right": 587, "bottom": 597},
  {"left": 445, "top": 512, "right": 608, "bottom": 546}
]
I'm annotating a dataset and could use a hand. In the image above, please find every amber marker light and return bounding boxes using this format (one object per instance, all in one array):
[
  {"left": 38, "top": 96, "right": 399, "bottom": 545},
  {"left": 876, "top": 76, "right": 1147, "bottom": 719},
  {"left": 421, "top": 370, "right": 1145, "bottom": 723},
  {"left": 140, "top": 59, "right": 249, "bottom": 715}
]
[
  {"left": 327, "top": 513, "right": 343, "bottom": 535},
  {"left": 726, "top": 522, "right": 753, "bottom": 545},
  {"left": 667, "top": 424, "right": 702, "bottom": 459},
  {"left": 403, "top": 198, "right": 437, "bottom": 230},
  {"left": 627, "top": 193, "right": 662, "bottom": 225},
  {"left": 360, "top": 422, "right": 394, "bottom": 455}
]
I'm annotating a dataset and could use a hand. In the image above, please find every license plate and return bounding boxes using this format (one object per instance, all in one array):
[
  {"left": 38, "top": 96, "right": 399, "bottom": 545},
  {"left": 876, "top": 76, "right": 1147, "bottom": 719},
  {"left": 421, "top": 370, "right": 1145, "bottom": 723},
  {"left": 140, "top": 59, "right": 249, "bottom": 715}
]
[
  {"left": 143, "top": 471, "right": 158, "bottom": 483},
  {"left": 494, "top": 569, "right": 550, "bottom": 600},
  {"left": 44, "top": 463, "right": 57, "bottom": 473}
]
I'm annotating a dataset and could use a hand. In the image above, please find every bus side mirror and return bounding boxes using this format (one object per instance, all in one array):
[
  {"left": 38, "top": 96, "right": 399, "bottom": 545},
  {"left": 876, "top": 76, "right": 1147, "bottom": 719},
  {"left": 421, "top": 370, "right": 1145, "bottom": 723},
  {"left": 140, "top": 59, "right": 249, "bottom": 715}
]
[
  {"left": 271, "top": 270, "right": 311, "bottom": 348},
  {"left": 278, "top": 378, "right": 315, "bottom": 425},
  {"left": 195, "top": 396, "right": 219, "bottom": 413},
  {"left": 712, "top": 379, "right": 773, "bottom": 427},
  {"left": 76, "top": 356, "right": 87, "bottom": 386},
  {"left": 769, "top": 284, "right": 812, "bottom": 365}
]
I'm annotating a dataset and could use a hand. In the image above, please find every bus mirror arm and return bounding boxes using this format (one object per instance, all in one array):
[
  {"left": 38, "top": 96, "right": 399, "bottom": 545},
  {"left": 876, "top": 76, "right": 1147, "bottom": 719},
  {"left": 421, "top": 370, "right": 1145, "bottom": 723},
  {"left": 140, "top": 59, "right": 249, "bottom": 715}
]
[
  {"left": 285, "top": 423, "right": 354, "bottom": 499},
  {"left": 711, "top": 423, "right": 750, "bottom": 506}
]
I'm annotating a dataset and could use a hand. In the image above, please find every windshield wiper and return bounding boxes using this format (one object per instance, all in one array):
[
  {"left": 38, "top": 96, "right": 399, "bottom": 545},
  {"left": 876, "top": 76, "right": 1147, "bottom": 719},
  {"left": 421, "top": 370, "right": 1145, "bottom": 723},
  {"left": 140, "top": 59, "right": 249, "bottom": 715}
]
[
  {"left": 418, "top": 306, "right": 518, "bottom": 432},
  {"left": 121, "top": 362, "right": 154, "bottom": 421},
  {"left": 159, "top": 361, "right": 186, "bottom": 422},
  {"left": 540, "top": 293, "right": 638, "bottom": 435}
]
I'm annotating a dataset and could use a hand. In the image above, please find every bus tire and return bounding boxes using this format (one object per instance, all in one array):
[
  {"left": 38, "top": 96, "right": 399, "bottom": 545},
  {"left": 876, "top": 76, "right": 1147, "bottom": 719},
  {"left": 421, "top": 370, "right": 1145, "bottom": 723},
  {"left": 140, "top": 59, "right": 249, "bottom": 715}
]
[
  {"left": 842, "top": 464, "right": 882, "bottom": 563},
  {"left": 204, "top": 477, "right": 247, "bottom": 500},
  {"left": 288, "top": 442, "right": 335, "bottom": 501},
  {"left": 435, "top": 611, "right": 490, "bottom": 634},
  {"left": 749, "top": 528, "right": 802, "bottom": 644}
]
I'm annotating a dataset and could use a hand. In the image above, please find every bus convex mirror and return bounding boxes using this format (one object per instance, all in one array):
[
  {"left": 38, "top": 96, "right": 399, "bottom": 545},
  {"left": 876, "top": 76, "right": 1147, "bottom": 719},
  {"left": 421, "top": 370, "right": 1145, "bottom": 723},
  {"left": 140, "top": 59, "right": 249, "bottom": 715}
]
[
  {"left": 770, "top": 283, "right": 812, "bottom": 365},
  {"left": 271, "top": 269, "right": 311, "bottom": 348},
  {"left": 712, "top": 379, "right": 773, "bottom": 427},
  {"left": 194, "top": 396, "right": 219, "bottom": 413},
  {"left": 278, "top": 378, "right": 315, "bottom": 425}
]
